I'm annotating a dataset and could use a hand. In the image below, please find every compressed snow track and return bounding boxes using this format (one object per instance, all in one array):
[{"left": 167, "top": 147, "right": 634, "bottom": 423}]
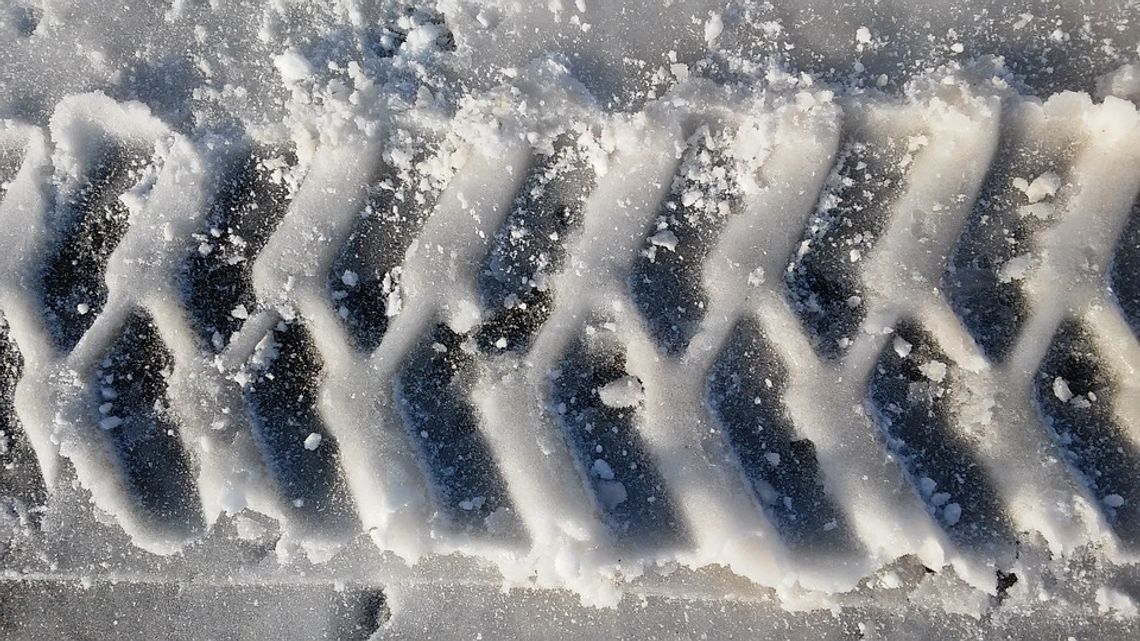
[
  {"left": 1, "top": 0, "right": 1140, "bottom": 631},
  {"left": 1, "top": 82, "right": 1139, "bottom": 613}
]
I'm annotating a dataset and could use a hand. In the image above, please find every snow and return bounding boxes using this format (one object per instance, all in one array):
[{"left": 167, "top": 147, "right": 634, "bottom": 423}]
[
  {"left": 942, "top": 503, "right": 962, "bottom": 527},
  {"left": 998, "top": 253, "right": 1035, "bottom": 283},
  {"left": 0, "top": 0, "right": 1137, "bottom": 626},
  {"left": 1096, "top": 586, "right": 1139, "bottom": 618},
  {"left": 303, "top": 433, "right": 322, "bottom": 451},
  {"left": 273, "top": 49, "right": 314, "bottom": 86},
  {"left": 1017, "top": 172, "right": 1062, "bottom": 203},
  {"left": 590, "top": 458, "right": 615, "bottom": 480},
  {"left": 648, "top": 229, "right": 678, "bottom": 251},
  {"left": 893, "top": 337, "right": 913, "bottom": 358},
  {"left": 1103, "top": 494, "right": 1125, "bottom": 508},
  {"left": 703, "top": 14, "right": 724, "bottom": 44},
  {"left": 597, "top": 376, "right": 643, "bottom": 408},
  {"left": 919, "top": 360, "right": 948, "bottom": 383},
  {"left": 1052, "top": 377, "right": 1075, "bottom": 402}
]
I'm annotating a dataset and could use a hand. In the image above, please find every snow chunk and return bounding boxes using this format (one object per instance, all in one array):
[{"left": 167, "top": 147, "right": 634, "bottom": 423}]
[
  {"left": 703, "top": 13, "right": 724, "bottom": 43},
  {"left": 919, "top": 476, "right": 937, "bottom": 497},
  {"left": 998, "top": 253, "right": 1034, "bottom": 283},
  {"left": 405, "top": 23, "right": 442, "bottom": 53},
  {"left": 598, "top": 376, "right": 643, "bottom": 408},
  {"left": 855, "top": 27, "right": 872, "bottom": 44},
  {"left": 1097, "top": 64, "right": 1140, "bottom": 102},
  {"left": 1052, "top": 377, "right": 1074, "bottom": 402},
  {"left": 943, "top": 502, "right": 962, "bottom": 526},
  {"left": 303, "top": 433, "right": 322, "bottom": 451},
  {"left": 893, "top": 336, "right": 913, "bottom": 358},
  {"left": 591, "top": 458, "right": 615, "bottom": 480},
  {"left": 274, "top": 48, "right": 313, "bottom": 84},
  {"left": 1015, "top": 172, "right": 1061, "bottom": 203},
  {"left": 99, "top": 416, "right": 123, "bottom": 430},
  {"left": 596, "top": 480, "right": 628, "bottom": 509},
  {"left": 340, "top": 270, "right": 358, "bottom": 287},
  {"left": 649, "top": 229, "right": 679, "bottom": 251},
  {"left": 919, "top": 360, "right": 948, "bottom": 383},
  {"left": 1104, "top": 494, "right": 1125, "bottom": 508}
]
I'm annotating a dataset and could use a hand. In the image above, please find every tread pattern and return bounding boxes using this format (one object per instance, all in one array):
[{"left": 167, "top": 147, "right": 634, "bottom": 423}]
[
  {"left": 477, "top": 134, "right": 595, "bottom": 353},
  {"left": 95, "top": 309, "right": 202, "bottom": 534},
  {"left": 0, "top": 90, "right": 1136, "bottom": 598},
  {"left": 630, "top": 126, "right": 738, "bottom": 356},
  {"left": 330, "top": 137, "right": 450, "bottom": 354},
  {"left": 786, "top": 134, "right": 910, "bottom": 359},
  {"left": 867, "top": 319, "right": 1013, "bottom": 549},
  {"left": 242, "top": 317, "right": 356, "bottom": 530},
  {"left": 550, "top": 328, "right": 686, "bottom": 546},
  {"left": 943, "top": 124, "right": 1079, "bottom": 363},
  {"left": 1033, "top": 319, "right": 1140, "bottom": 549},
  {"left": 42, "top": 143, "right": 148, "bottom": 352},
  {"left": 706, "top": 318, "right": 854, "bottom": 550},
  {"left": 0, "top": 317, "right": 45, "bottom": 519},
  {"left": 395, "top": 322, "right": 517, "bottom": 533},
  {"left": 181, "top": 145, "right": 298, "bottom": 352}
]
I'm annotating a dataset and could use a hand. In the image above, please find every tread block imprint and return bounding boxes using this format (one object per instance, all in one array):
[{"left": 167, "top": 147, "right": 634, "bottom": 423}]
[
  {"left": 181, "top": 144, "right": 300, "bottom": 353},
  {"left": 549, "top": 325, "right": 687, "bottom": 548}
]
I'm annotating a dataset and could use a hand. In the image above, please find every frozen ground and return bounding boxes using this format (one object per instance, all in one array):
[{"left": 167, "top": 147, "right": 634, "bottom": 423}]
[{"left": 1, "top": 0, "right": 1140, "bottom": 638}]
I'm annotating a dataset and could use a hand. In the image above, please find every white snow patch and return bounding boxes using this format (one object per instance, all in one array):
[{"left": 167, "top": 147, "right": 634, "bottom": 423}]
[
  {"left": 274, "top": 48, "right": 313, "bottom": 85},
  {"left": 703, "top": 13, "right": 724, "bottom": 44},
  {"left": 998, "top": 253, "right": 1034, "bottom": 283},
  {"left": 919, "top": 360, "right": 948, "bottom": 383},
  {"left": 649, "top": 229, "right": 679, "bottom": 251},
  {"left": 1097, "top": 586, "right": 1139, "bottom": 618},
  {"left": 1052, "top": 377, "right": 1074, "bottom": 402},
  {"left": 598, "top": 376, "right": 643, "bottom": 408},
  {"left": 1014, "top": 172, "right": 1061, "bottom": 203},
  {"left": 303, "top": 433, "right": 322, "bottom": 451}
]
